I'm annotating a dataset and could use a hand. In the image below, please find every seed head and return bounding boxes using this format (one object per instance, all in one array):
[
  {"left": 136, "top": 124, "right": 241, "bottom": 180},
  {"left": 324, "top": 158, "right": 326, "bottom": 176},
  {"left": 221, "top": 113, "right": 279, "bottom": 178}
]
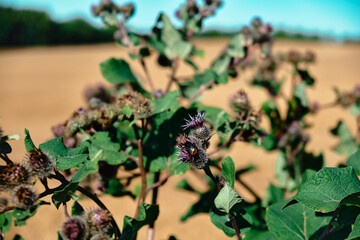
[
  {"left": 176, "top": 134, "right": 209, "bottom": 169},
  {"left": 24, "top": 149, "right": 55, "bottom": 178},
  {"left": 11, "top": 184, "right": 38, "bottom": 209},
  {"left": 60, "top": 216, "right": 89, "bottom": 240},
  {"left": 86, "top": 208, "right": 112, "bottom": 235},
  {"left": 117, "top": 91, "right": 153, "bottom": 119},
  {"left": 0, "top": 163, "right": 31, "bottom": 191}
]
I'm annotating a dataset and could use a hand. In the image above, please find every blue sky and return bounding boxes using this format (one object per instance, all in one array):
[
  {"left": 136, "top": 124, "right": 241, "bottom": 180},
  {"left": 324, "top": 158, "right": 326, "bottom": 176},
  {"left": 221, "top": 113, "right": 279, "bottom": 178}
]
[{"left": 1, "top": 0, "right": 360, "bottom": 39}]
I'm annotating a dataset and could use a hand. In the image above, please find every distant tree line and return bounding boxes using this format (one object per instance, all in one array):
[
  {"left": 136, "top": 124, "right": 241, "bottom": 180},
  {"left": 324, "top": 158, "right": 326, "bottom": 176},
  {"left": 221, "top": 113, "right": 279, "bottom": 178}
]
[{"left": 0, "top": 7, "right": 115, "bottom": 46}]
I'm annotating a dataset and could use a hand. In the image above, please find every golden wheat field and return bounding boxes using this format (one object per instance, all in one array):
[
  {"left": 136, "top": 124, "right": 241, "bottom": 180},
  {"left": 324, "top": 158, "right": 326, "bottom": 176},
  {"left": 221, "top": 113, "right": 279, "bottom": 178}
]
[{"left": 1, "top": 38, "right": 360, "bottom": 239}]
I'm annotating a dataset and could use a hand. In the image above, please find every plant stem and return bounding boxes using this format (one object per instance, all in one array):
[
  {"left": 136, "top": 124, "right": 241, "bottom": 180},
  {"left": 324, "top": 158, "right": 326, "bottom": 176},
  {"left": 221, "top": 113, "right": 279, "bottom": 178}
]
[
  {"left": 203, "top": 165, "right": 242, "bottom": 240},
  {"left": 49, "top": 171, "right": 121, "bottom": 238},
  {"left": 0, "top": 153, "right": 13, "bottom": 165},
  {"left": 146, "top": 170, "right": 170, "bottom": 194},
  {"left": 140, "top": 58, "right": 155, "bottom": 92},
  {"left": 186, "top": 79, "right": 215, "bottom": 108},
  {"left": 147, "top": 172, "right": 160, "bottom": 240},
  {"left": 165, "top": 58, "right": 179, "bottom": 94},
  {"left": 318, "top": 206, "right": 344, "bottom": 240},
  {"left": 0, "top": 206, "right": 15, "bottom": 215},
  {"left": 133, "top": 124, "right": 147, "bottom": 220}
]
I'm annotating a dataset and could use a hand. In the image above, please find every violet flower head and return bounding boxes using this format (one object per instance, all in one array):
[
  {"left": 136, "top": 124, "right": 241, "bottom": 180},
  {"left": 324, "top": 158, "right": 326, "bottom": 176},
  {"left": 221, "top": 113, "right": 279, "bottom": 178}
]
[
  {"left": 176, "top": 134, "right": 208, "bottom": 169},
  {"left": 182, "top": 112, "right": 205, "bottom": 130}
]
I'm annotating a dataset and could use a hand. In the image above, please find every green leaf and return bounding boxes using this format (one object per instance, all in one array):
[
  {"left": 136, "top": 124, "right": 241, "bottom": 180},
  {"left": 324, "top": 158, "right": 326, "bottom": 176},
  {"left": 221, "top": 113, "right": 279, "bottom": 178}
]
[
  {"left": 71, "top": 201, "right": 84, "bottom": 216},
  {"left": 39, "top": 138, "right": 88, "bottom": 170},
  {"left": 120, "top": 203, "right": 159, "bottom": 240},
  {"left": 297, "top": 69, "right": 315, "bottom": 86},
  {"left": 103, "top": 9, "right": 118, "bottom": 26},
  {"left": 52, "top": 182, "right": 78, "bottom": 208},
  {"left": 209, "top": 207, "right": 252, "bottom": 237},
  {"left": 105, "top": 179, "right": 135, "bottom": 198},
  {"left": 24, "top": 128, "right": 36, "bottom": 152},
  {"left": 194, "top": 69, "right": 216, "bottom": 86},
  {"left": 100, "top": 58, "right": 137, "bottom": 84},
  {"left": 13, "top": 205, "right": 40, "bottom": 226},
  {"left": 294, "top": 83, "right": 308, "bottom": 107},
  {"left": 214, "top": 183, "right": 244, "bottom": 214},
  {"left": 87, "top": 132, "right": 128, "bottom": 165},
  {"left": 262, "top": 183, "right": 285, "bottom": 207},
  {"left": 222, "top": 156, "right": 235, "bottom": 188},
  {"left": 266, "top": 201, "right": 331, "bottom": 240},
  {"left": 0, "top": 212, "right": 12, "bottom": 233},
  {"left": 13, "top": 235, "right": 24, "bottom": 240},
  {"left": 347, "top": 149, "right": 360, "bottom": 174},
  {"left": 288, "top": 167, "right": 360, "bottom": 213},
  {"left": 348, "top": 214, "right": 360, "bottom": 239},
  {"left": 150, "top": 13, "right": 192, "bottom": 59},
  {"left": 170, "top": 154, "right": 190, "bottom": 175},
  {"left": 227, "top": 33, "right": 248, "bottom": 58},
  {"left": 152, "top": 90, "right": 179, "bottom": 114},
  {"left": 211, "top": 53, "right": 231, "bottom": 73},
  {"left": 244, "top": 229, "right": 274, "bottom": 240},
  {"left": 350, "top": 104, "right": 360, "bottom": 116},
  {"left": 330, "top": 121, "right": 358, "bottom": 156},
  {"left": 149, "top": 156, "right": 168, "bottom": 172}
]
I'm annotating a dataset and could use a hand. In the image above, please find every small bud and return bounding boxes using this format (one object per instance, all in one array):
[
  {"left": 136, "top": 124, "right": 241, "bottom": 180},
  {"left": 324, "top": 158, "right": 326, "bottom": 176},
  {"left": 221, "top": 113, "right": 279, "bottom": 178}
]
[
  {"left": 86, "top": 208, "right": 112, "bottom": 235},
  {"left": 60, "top": 216, "right": 89, "bottom": 240},
  {"left": 230, "top": 90, "right": 251, "bottom": 112},
  {"left": 11, "top": 184, "right": 38, "bottom": 209},
  {"left": 176, "top": 134, "right": 209, "bottom": 169},
  {"left": 288, "top": 50, "right": 301, "bottom": 65},
  {"left": 117, "top": 91, "right": 153, "bottom": 119},
  {"left": 24, "top": 149, "right": 55, "bottom": 178},
  {"left": 0, "top": 164, "right": 31, "bottom": 191}
]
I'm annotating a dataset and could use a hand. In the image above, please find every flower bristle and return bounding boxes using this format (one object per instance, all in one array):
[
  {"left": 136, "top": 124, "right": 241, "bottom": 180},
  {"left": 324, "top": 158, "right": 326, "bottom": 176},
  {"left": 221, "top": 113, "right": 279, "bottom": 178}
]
[
  {"left": 0, "top": 164, "right": 31, "bottom": 191},
  {"left": 182, "top": 112, "right": 205, "bottom": 130}
]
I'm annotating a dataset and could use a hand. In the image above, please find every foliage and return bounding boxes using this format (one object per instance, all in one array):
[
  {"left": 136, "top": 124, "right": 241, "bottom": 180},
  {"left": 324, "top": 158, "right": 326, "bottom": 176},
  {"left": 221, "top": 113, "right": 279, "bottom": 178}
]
[{"left": 1, "top": 0, "right": 360, "bottom": 239}]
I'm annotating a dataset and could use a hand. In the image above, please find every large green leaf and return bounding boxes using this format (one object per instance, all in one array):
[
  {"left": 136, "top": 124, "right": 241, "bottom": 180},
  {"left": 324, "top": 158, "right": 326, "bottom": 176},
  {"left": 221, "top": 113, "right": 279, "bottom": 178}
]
[
  {"left": 39, "top": 137, "right": 88, "bottom": 170},
  {"left": 0, "top": 212, "right": 12, "bottom": 233},
  {"left": 120, "top": 203, "right": 159, "bottom": 240},
  {"left": 266, "top": 201, "right": 331, "bottom": 240},
  {"left": 287, "top": 167, "right": 360, "bottom": 213},
  {"left": 169, "top": 154, "right": 189, "bottom": 175},
  {"left": 330, "top": 121, "right": 358, "bottom": 156},
  {"left": 100, "top": 58, "right": 137, "bottom": 84},
  {"left": 222, "top": 156, "right": 235, "bottom": 188},
  {"left": 211, "top": 53, "right": 231, "bottom": 73},
  {"left": 197, "top": 105, "right": 231, "bottom": 130},
  {"left": 214, "top": 183, "right": 244, "bottom": 214},
  {"left": 294, "top": 83, "right": 308, "bottom": 108}
]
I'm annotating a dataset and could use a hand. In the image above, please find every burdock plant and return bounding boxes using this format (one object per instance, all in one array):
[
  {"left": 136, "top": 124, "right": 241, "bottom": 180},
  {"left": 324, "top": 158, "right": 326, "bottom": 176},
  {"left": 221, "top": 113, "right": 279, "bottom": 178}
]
[{"left": 1, "top": 0, "right": 360, "bottom": 239}]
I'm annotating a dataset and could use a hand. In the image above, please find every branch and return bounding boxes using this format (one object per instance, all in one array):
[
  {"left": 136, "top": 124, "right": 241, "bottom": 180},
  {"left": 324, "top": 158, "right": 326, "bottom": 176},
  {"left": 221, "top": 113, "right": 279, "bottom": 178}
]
[
  {"left": 0, "top": 206, "right": 15, "bottom": 215},
  {"left": 146, "top": 170, "right": 171, "bottom": 194},
  {"left": 133, "top": 124, "right": 147, "bottom": 220},
  {"left": 318, "top": 206, "right": 344, "bottom": 240},
  {"left": 49, "top": 171, "right": 121, "bottom": 238},
  {"left": 186, "top": 79, "right": 215, "bottom": 108},
  {"left": 147, "top": 172, "right": 161, "bottom": 240},
  {"left": 0, "top": 153, "right": 13, "bottom": 165},
  {"left": 165, "top": 58, "right": 179, "bottom": 94}
]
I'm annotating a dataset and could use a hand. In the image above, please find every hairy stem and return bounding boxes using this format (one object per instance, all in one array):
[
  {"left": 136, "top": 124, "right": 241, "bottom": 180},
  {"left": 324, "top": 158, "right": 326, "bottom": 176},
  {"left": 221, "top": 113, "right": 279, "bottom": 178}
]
[
  {"left": 186, "top": 79, "right": 215, "bottom": 108},
  {"left": 133, "top": 124, "right": 147, "bottom": 220},
  {"left": 165, "top": 58, "right": 179, "bottom": 94},
  {"left": 147, "top": 172, "right": 160, "bottom": 240},
  {"left": 203, "top": 165, "right": 242, "bottom": 240}
]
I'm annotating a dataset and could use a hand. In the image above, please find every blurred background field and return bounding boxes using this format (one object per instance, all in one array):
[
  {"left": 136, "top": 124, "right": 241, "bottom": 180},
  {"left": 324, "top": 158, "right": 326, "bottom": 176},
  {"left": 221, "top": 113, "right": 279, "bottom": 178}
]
[{"left": 0, "top": 0, "right": 360, "bottom": 239}]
